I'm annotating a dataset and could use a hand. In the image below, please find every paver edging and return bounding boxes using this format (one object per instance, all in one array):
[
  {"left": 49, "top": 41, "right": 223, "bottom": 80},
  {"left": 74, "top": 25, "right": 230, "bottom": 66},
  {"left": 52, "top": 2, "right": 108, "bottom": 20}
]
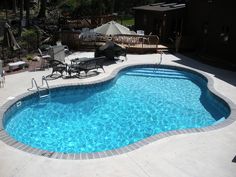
[{"left": 0, "top": 63, "right": 235, "bottom": 160}]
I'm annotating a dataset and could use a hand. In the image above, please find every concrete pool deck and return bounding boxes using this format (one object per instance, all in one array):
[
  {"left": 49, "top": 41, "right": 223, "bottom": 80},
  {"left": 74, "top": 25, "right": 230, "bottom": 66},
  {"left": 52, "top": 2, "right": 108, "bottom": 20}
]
[{"left": 0, "top": 52, "right": 236, "bottom": 177}]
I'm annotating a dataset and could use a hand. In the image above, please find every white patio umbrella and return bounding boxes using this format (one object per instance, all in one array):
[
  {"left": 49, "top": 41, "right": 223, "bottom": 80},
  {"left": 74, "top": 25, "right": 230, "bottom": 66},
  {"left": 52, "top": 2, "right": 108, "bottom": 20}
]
[{"left": 93, "top": 21, "right": 132, "bottom": 36}]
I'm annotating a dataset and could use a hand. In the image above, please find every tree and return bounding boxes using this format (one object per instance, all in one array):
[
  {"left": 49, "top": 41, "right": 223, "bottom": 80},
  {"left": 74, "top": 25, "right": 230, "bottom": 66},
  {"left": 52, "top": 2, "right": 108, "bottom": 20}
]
[
  {"left": 25, "top": 0, "right": 30, "bottom": 27},
  {"left": 19, "top": 0, "right": 24, "bottom": 36},
  {"left": 111, "top": 0, "right": 115, "bottom": 13},
  {"left": 38, "top": 0, "right": 47, "bottom": 18},
  {"left": 12, "top": 0, "right": 17, "bottom": 14}
]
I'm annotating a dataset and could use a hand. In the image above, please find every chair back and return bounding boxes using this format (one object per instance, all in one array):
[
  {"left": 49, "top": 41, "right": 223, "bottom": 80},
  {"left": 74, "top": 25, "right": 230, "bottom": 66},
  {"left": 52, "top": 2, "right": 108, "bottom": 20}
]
[
  {"left": 38, "top": 48, "right": 43, "bottom": 56},
  {"left": 82, "top": 60, "right": 96, "bottom": 70},
  {"left": 56, "top": 41, "right": 62, "bottom": 46},
  {"left": 48, "top": 46, "right": 65, "bottom": 63}
]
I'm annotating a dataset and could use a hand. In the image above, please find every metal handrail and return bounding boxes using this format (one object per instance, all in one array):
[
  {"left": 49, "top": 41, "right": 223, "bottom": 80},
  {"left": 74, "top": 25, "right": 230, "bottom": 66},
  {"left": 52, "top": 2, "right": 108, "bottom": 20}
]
[
  {"left": 153, "top": 50, "right": 164, "bottom": 73},
  {"left": 156, "top": 50, "right": 163, "bottom": 65},
  {"left": 41, "top": 76, "right": 50, "bottom": 96},
  {"left": 27, "top": 78, "right": 40, "bottom": 93},
  {"left": 159, "top": 50, "right": 163, "bottom": 65},
  {"left": 27, "top": 77, "right": 50, "bottom": 98},
  {"left": 41, "top": 76, "right": 50, "bottom": 90}
]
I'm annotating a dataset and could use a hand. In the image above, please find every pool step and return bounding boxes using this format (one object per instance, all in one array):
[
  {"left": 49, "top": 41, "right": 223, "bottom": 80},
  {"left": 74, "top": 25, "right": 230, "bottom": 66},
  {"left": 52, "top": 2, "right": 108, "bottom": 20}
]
[
  {"left": 38, "top": 89, "right": 50, "bottom": 98},
  {"left": 213, "top": 117, "right": 225, "bottom": 125},
  {"left": 125, "top": 68, "right": 188, "bottom": 79}
]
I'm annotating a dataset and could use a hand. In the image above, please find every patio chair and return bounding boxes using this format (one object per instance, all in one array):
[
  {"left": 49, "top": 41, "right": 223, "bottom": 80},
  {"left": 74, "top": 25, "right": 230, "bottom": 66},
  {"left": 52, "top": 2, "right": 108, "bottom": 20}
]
[
  {"left": 68, "top": 56, "right": 105, "bottom": 77},
  {"left": 49, "top": 60, "right": 68, "bottom": 76},
  {"left": 78, "top": 57, "right": 105, "bottom": 76},
  {"left": 95, "top": 57, "right": 105, "bottom": 72},
  {"left": 38, "top": 48, "right": 52, "bottom": 69},
  {"left": 56, "top": 41, "right": 71, "bottom": 55},
  {"left": 38, "top": 48, "right": 52, "bottom": 60}
]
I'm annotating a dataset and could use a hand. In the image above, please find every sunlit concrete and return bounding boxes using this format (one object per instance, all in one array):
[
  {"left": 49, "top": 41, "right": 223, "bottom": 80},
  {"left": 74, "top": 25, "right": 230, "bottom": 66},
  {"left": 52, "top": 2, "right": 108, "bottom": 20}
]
[{"left": 0, "top": 52, "right": 236, "bottom": 177}]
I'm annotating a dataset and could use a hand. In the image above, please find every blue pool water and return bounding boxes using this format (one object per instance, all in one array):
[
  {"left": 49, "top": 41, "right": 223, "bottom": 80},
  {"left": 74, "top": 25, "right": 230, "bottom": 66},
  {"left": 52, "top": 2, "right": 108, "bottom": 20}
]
[{"left": 4, "top": 67, "right": 230, "bottom": 153}]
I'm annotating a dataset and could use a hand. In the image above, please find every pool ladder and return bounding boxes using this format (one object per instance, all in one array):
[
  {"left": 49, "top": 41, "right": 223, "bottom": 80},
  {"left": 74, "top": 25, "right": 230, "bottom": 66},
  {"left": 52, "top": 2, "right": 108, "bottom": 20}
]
[
  {"left": 28, "top": 76, "right": 50, "bottom": 98},
  {"left": 154, "top": 50, "right": 163, "bottom": 72},
  {"left": 157, "top": 50, "right": 163, "bottom": 66}
]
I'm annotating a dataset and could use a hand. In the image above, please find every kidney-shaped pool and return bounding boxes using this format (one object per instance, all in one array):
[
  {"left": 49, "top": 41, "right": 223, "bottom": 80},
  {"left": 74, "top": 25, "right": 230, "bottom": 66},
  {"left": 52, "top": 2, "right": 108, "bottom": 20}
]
[{"left": 2, "top": 67, "right": 230, "bottom": 154}]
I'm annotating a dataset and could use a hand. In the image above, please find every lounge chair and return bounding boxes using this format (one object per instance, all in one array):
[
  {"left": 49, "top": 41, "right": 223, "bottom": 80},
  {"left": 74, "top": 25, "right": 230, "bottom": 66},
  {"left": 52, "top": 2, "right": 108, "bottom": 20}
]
[
  {"left": 38, "top": 48, "right": 52, "bottom": 69},
  {"left": 56, "top": 41, "right": 71, "bottom": 55},
  {"left": 79, "top": 56, "right": 105, "bottom": 75},
  {"left": 68, "top": 56, "right": 105, "bottom": 77},
  {"left": 38, "top": 48, "right": 52, "bottom": 61},
  {"left": 49, "top": 60, "right": 68, "bottom": 76}
]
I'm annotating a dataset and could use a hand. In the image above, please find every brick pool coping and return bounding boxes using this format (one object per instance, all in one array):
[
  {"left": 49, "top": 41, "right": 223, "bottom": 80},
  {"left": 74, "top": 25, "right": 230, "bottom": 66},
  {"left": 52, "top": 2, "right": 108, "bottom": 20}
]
[{"left": 0, "top": 64, "right": 235, "bottom": 160}]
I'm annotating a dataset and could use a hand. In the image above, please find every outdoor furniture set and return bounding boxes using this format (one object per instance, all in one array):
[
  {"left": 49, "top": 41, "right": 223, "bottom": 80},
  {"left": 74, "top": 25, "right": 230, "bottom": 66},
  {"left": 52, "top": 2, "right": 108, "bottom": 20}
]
[
  {"left": 49, "top": 56, "right": 106, "bottom": 78},
  {"left": 49, "top": 41, "right": 126, "bottom": 78}
]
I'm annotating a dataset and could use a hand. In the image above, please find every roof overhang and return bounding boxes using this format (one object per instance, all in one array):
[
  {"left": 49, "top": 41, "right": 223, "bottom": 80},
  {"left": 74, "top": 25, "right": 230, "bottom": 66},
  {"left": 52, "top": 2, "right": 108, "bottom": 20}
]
[{"left": 133, "top": 2, "right": 186, "bottom": 12}]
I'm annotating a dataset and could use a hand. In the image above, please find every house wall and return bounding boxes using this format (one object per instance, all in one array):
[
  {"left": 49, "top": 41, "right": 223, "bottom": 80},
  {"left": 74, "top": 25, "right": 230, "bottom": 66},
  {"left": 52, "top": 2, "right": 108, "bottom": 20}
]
[
  {"left": 185, "top": 0, "right": 235, "bottom": 67},
  {"left": 134, "top": 9, "right": 185, "bottom": 43},
  {"left": 134, "top": 0, "right": 235, "bottom": 68}
]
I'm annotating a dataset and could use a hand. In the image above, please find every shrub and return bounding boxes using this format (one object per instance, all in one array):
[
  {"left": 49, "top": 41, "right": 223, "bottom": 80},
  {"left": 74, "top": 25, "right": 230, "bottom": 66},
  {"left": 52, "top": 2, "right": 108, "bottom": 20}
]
[{"left": 21, "top": 28, "right": 39, "bottom": 52}]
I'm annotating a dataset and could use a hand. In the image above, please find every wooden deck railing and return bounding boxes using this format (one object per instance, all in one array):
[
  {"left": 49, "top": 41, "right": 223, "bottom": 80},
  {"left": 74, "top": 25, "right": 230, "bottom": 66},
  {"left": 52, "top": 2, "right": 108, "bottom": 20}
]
[{"left": 60, "top": 31, "right": 160, "bottom": 52}]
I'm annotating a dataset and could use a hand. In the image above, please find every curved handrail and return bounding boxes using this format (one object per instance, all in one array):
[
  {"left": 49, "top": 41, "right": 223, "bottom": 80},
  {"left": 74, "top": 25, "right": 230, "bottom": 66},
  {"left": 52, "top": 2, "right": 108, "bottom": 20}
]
[
  {"left": 41, "top": 76, "right": 50, "bottom": 90},
  {"left": 156, "top": 50, "right": 163, "bottom": 65},
  {"left": 27, "top": 77, "right": 50, "bottom": 98},
  {"left": 41, "top": 76, "right": 50, "bottom": 96},
  {"left": 27, "top": 78, "right": 40, "bottom": 93}
]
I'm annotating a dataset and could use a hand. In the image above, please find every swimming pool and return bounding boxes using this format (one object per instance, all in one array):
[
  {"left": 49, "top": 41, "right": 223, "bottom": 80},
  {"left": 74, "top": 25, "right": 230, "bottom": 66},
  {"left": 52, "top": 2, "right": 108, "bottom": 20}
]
[{"left": 2, "top": 66, "right": 230, "bottom": 155}]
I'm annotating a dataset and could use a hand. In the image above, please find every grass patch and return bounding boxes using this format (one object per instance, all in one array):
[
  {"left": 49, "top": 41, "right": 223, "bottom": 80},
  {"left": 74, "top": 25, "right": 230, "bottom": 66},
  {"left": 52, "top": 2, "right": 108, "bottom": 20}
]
[{"left": 117, "top": 17, "right": 134, "bottom": 27}]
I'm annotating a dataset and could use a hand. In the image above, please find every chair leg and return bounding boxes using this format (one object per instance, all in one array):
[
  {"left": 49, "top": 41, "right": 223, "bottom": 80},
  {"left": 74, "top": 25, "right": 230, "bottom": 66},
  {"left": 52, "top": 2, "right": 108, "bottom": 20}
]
[
  {"left": 101, "top": 67, "right": 105, "bottom": 73},
  {"left": 97, "top": 66, "right": 105, "bottom": 73},
  {"left": 0, "top": 78, "right": 4, "bottom": 88}
]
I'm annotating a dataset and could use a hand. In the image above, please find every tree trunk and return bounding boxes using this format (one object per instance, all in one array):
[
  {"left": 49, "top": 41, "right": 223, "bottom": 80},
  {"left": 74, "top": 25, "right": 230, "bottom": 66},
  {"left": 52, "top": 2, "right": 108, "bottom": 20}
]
[
  {"left": 111, "top": 0, "right": 115, "bottom": 13},
  {"left": 19, "top": 0, "right": 24, "bottom": 36},
  {"left": 38, "top": 0, "right": 46, "bottom": 18},
  {"left": 4, "top": 1, "right": 8, "bottom": 21},
  {"left": 25, "top": 0, "right": 30, "bottom": 27},
  {"left": 12, "top": 0, "right": 17, "bottom": 14}
]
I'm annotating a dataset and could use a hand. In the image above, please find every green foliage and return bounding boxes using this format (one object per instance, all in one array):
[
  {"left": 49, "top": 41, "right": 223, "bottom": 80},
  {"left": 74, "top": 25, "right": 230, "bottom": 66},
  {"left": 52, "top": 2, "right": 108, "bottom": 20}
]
[
  {"left": 26, "top": 54, "right": 33, "bottom": 61},
  {"left": 55, "top": 0, "right": 160, "bottom": 17},
  {"left": 22, "top": 29, "right": 37, "bottom": 40},
  {"left": 18, "top": 41, "right": 28, "bottom": 49},
  {"left": 21, "top": 28, "right": 39, "bottom": 51},
  {"left": 48, "top": 0, "right": 161, "bottom": 19},
  {"left": 66, "top": 0, "right": 78, "bottom": 8},
  {"left": 118, "top": 17, "right": 134, "bottom": 27}
]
